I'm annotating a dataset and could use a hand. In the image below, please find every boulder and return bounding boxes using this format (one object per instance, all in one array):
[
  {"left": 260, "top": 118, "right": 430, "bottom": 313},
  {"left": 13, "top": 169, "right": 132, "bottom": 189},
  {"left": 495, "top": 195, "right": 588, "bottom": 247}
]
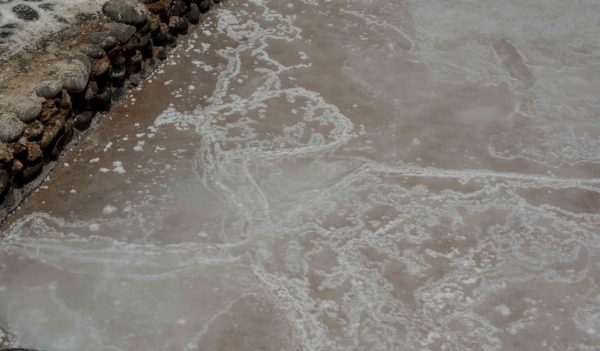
[
  {"left": 36, "top": 80, "right": 63, "bottom": 99},
  {"left": 57, "top": 56, "right": 91, "bottom": 93},
  {"left": 11, "top": 159, "right": 24, "bottom": 176},
  {"left": 0, "top": 142, "right": 14, "bottom": 164},
  {"left": 152, "top": 23, "right": 169, "bottom": 46},
  {"left": 156, "top": 46, "right": 168, "bottom": 60},
  {"left": 23, "top": 121, "right": 44, "bottom": 141},
  {"left": 111, "top": 66, "right": 126, "bottom": 87},
  {"left": 169, "top": 16, "right": 188, "bottom": 35},
  {"left": 1, "top": 96, "right": 42, "bottom": 122},
  {"left": 167, "top": 0, "right": 187, "bottom": 17},
  {"left": 76, "top": 43, "right": 105, "bottom": 59},
  {"left": 26, "top": 142, "right": 43, "bottom": 163},
  {"left": 60, "top": 90, "right": 72, "bottom": 109},
  {"left": 85, "top": 81, "right": 99, "bottom": 103},
  {"left": 74, "top": 111, "right": 94, "bottom": 130},
  {"left": 103, "top": 22, "right": 137, "bottom": 43},
  {"left": 187, "top": 3, "right": 200, "bottom": 24},
  {"left": 95, "top": 85, "right": 112, "bottom": 107},
  {"left": 12, "top": 4, "right": 39, "bottom": 21},
  {"left": 0, "top": 112, "right": 25, "bottom": 142},
  {"left": 89, "top": 32, "right": 118, "bottom": 51},
  {"left": 103, "top": 0, "right": 148, "bottom": 26},
  {"left": 40, "top": 121, "right": 64, "bottom": 149},
  {"left": 198, "top": 0, "right": 210, "bottom": 13},
  {"left": 91, "top": 57, "right": 111, "bottom": 78}
]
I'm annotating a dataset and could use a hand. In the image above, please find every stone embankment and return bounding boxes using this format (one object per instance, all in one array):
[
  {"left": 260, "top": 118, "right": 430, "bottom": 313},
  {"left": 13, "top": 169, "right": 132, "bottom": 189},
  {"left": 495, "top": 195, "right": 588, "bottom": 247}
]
[{"left": 0, "top": 0, "right": 221, "bottom": 220}]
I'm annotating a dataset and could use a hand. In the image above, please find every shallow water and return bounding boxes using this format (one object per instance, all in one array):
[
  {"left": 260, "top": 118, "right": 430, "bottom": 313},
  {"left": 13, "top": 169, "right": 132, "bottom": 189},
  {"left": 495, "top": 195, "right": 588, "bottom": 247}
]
[{"left": 1, "top": 0, "right": 600, "bottom": 350}]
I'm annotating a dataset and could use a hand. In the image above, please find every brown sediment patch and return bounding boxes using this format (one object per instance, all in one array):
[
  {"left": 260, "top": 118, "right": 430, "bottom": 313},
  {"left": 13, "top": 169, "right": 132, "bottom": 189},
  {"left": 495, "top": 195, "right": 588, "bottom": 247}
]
[{"left": 0, "top": 0, "right": 223, "bottom": 223}]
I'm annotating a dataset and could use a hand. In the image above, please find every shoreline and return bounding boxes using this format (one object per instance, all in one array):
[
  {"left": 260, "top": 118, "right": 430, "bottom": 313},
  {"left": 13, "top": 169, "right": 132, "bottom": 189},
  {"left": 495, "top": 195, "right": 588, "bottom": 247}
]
[{"left": 0, "top": 0, "right": 223, "bottom": 223}]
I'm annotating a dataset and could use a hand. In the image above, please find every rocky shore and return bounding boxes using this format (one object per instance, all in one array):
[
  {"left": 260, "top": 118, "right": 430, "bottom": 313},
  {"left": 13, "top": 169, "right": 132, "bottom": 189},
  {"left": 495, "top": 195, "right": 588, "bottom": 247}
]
[{"left": 0, "top": 0, "right": 221, "bottom": 221}]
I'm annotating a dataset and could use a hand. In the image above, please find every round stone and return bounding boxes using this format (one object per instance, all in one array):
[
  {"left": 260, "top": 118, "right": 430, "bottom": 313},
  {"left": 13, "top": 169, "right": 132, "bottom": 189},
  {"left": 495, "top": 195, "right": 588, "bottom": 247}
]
[
  {"left": 103, "top": 22, "right": 136, "bottom": 43},
  {"left": 76, "top": 43, "right": 105, "bottom": 59},
  {"left": 187, "top": 3, "right": 200, "bottom": 25},
  {"left": 36, "top": 80, "right": 63, "bottom": 99},
  {"left": 89, "top": 32, "right": 118, "bottom": 51},
  {"left": 13, "top": 96, "right": 42, "bottom": 122},
  {"left": 0, "top": 112, "right": 25, "bottom": 142},
  {"left": 57, "top": 57, "right": 91, "bottom": 93},
  {"left": 102, "top": 0, "right": 148, "bottom": 26}
]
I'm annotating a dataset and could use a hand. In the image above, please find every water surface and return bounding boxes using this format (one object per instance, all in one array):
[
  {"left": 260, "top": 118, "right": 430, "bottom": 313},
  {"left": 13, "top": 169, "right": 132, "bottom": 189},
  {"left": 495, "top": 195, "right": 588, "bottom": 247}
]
[{"left": 1, "top": 0, "right": 600, "bottom": 350}]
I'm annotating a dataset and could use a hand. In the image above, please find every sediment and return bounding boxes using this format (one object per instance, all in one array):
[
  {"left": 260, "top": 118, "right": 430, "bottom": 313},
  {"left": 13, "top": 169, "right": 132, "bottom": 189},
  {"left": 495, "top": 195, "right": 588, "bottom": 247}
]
[{"left": 0, "top": 0, "right": 222, "bottom": 221}]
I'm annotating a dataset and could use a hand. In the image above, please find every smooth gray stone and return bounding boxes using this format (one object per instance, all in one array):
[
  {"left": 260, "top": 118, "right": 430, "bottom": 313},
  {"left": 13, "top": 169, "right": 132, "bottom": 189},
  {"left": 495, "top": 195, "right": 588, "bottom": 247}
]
[
  {"left": 59, "top": 56, "right": 91, "bottom": 93},
  {"left": 76, "top": 43, "right": 105, "bottom": 59},
  {"left": 103, "top": 22, "right": 137, "bottom": 43},
  {"left": 89, "top": 32, "right": 118, "bottom": 50},
  {"left": 0, "top": 112, "right": 25, "bottom": 142},
  {"left": 36, "top": 80, "right": 63, "bottom": 99},
  {"left": 102, "top": 0, "right": 148, "bottom": 25}
]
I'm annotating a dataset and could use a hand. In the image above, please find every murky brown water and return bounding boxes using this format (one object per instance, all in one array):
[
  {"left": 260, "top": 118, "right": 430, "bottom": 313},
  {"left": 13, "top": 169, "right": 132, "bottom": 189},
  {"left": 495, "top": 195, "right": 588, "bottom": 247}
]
[{"left": 2, "top": 1, "right": 600, "bottom": 350}]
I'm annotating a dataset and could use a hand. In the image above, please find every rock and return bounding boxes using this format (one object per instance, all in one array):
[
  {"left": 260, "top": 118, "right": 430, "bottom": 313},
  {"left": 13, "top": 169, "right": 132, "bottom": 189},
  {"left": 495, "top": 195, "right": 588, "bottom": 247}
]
[
  {"left": 85, "top": 81, "right": 99, "bottom": 104},
  {"left": 1, "top": 96, "right": 42, "bottom": 122},
  {"left": 74, "top": 111, "right": 94, "bottom": 130},
  {"left": 167, "top": 0, "right": 187, "bottom": 17},
  {"left": 76, "top": 43, "right": 105, "bottom": 59},
  {"left": 58, "top": 57, "right": 91, "bottom": 93},
  {"left": 103, "top": 0, "right": 148, "bottom": 26},
  {"left": 198, "top": 0, "right": 210, "bottom": 13},
  {"left": 128, "top": 73, "right": 141, "bottom": 87},
  {"left": 18, "top": 97, "right": 43, "bottom": 122},
  {"left": 103, "top": 22, "right": 137, "bottom": 43},
  {"left": 129, "top": 50, "right": 143, "bottom": 74},
  {"left": 91, "top": 57, "right": 111, "bottom": 78},
  {"left": 23, "top": 121, "right": 44, "bottom": 141},
  {"left": 111, "top": 54, "right": 127, "bottom": 68},
  {"left": 0, "top": 112, "right": 25, "bottom": 142},
  {"left": 36, "top": 80, "right": 63, "bottom": 99},
  {"left": 144, "top": 1, "right": 169, "bottom": 17},
  {"left": 111, "top": 66, "right": 126, "bottom": 87},
  {"left": 0, "top": 142, "right": 13, "bottom": 164},
  {"left": 133, "top": 33, "right": 152, "bottom": 57},
  {"left": 187, "top": 3, "right": 200, "bottom": 24},
  {"left": 0, "top": 25, "right": 17, "bottom": 40},
  {"left": 152, "top": 23, "right": 169, "bottom": 46},
  {"left": 60, "top": 90, "right": 72, "bottom": 109},
  {"left": 11, "top": 158, "right": 23, "bottom": 173},
  {"left": 89, "top": 32, "right": 117, "bottom": 51},
  {"left": 147, "top": 16, "right": 160, "bottom": 33},
  {"left": 169, "top": 16, "right": 188, "bottom": 35},
  {"left": 12, "top": 4, "right": 39, "bottom": 21},
  {"left": 26, "top": 142, "right": 42, "bottom": 163},
  {"left": 156, "top": 47, "right": 168, "bottom": 60},
  {"left": 11, "top": 159, "right": 23, "bottom": 178},
  {"left": 13, "top": 138, "right": 28, "bottom": 158},
  {"left": 40, "top": 122, "right": 63, "bottom": 149},
  {"left": 95, "top": 85, "right": 112, "bottom": 107}
]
